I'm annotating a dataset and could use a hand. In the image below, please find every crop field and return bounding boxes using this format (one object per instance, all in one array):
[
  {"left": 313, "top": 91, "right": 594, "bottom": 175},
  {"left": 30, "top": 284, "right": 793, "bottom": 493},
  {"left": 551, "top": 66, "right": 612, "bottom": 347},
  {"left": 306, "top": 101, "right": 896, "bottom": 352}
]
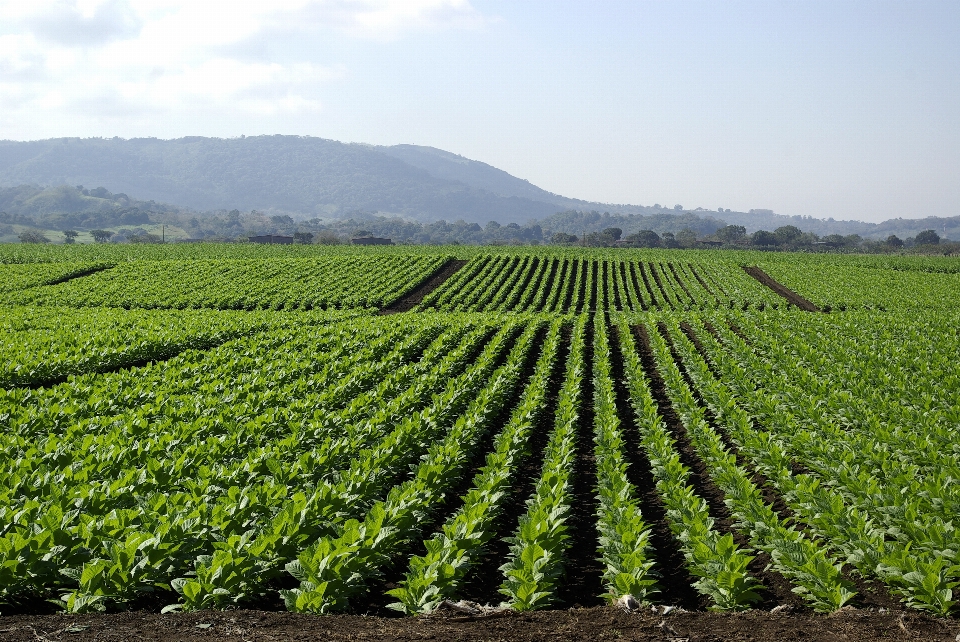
[{"left": 0, "top": 246, "right": 958, "bottom": 641}]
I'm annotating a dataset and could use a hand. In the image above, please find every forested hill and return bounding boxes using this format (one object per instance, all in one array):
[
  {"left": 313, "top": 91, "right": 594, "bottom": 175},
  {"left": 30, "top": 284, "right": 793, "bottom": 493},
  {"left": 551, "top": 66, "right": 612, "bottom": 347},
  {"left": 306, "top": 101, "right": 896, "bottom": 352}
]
[
  {"left": 0, "top": 136, "right": 601, "bottom": 225},
  {"left": 1, "top": 136, "right": 956, "bottom": 239}
]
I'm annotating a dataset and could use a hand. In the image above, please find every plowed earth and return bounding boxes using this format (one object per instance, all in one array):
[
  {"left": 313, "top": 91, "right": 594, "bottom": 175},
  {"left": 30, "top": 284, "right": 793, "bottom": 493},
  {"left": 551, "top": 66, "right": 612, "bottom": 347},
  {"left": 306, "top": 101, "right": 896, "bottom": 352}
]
[
  {"left": 741, "top": 266, "right": 821, "bottom": 312},
  {"left": 0, "top": 607, "right": 955, "bottom": 642},
  {"left": 379, "top": 259, "right": 468, "bottom": 313}
]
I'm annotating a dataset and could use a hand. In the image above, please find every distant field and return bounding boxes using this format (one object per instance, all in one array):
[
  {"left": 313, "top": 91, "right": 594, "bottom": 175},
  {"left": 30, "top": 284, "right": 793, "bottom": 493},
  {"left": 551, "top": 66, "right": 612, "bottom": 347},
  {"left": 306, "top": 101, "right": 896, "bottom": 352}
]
[
  {"left": 1, "top": 246, "right": 958, "bottom": 625},
  {"left": 0, "top": 223, "right": 190, "bottom": 245}
]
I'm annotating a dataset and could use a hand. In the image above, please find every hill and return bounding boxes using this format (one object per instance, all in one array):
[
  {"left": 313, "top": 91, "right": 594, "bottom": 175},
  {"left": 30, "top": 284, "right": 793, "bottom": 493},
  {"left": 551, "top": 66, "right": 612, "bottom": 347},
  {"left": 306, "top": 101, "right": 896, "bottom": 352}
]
[
  {"left": 0, "top": 136, "right": 955, "bottom": 240},
  {"left": 0, "top": 136, "right": 580, "bottom": 225}
]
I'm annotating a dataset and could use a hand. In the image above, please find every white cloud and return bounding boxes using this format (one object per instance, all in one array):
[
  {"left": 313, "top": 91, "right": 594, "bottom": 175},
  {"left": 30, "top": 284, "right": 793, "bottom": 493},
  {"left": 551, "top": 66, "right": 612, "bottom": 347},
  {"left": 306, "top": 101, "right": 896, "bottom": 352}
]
[
  {"left": 285, "top": 0, "right": 486, "bottom": 40},
  {"left": 0, "top": 0, "right": 484, "bottom": 138},
  {"left": 24, "top": 0, "right": 142, "bottom": 46}
]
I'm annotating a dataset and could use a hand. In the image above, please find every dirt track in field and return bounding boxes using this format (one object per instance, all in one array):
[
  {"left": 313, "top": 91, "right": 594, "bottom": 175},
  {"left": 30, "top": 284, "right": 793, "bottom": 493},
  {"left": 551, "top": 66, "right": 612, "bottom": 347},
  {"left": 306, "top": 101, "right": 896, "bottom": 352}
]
[
  {"left": 379, "top": 259, "right": 468, "bottom": 314},
  {"left": 742, "top": 266, "right": 821, "bottom": 312},
  {"left": 0, "top": 607, "right": 955, "bottom": 642},
  {"left": 43, "top": 264, "right": 115, "bottom": 287}
]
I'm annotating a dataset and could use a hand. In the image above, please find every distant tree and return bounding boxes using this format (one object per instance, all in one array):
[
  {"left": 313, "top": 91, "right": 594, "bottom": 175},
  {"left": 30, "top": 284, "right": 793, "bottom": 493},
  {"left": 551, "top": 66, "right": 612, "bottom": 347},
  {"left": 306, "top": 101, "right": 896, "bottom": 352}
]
[
  {"left": 915, "top": 229, "right": 940, "bottom": 245},
  {"left": 90, "top": 229, "right": 114, "bottom": 243},
  {"left": 293, "top": 231, "right": 314, "bottom": 244},
  {"left": 62, "top": 230, "right": 79, "bottom": 244},
  {"left": 315, "top": 231, "right": 342, "bottom": 245},
  {"left": 270, "top": 214, "right": 295, "bottom": 226},
  {"left": 520, "top": 225, "right": 543, "bottom": 242},
  {"left": 821, "top": 234, "right": 846, "bottom": 246},
  {"left": 751, "top": 230, "right": 779, "bottom": 246},
  {"left": 626, "top": 230, "right": 661, "bottom": 248},
  {"left": 19, "top": 230, "right": 50, "bottom": 244},
  {"left": 485, "top": 221, "right": 501, "bottom": 231},
  {"left": 886, "top": 234, "right": 904, "bottom": 248},
  {"left": 675, "top": 228, "right": 698, "bottom": 248},
  {"left": 583, "top": 231, "right": 616, "bottom": 247},
  {"left": 773, "top": 225, "right": 802, "bottom": 245},
  {"left": 354, "top": 230, "right": 372, "bottom": 238},
  {"left": 603, "top": 227, "right": 623, "bottom": 241},
  {"left": 119, "top": 209, "right": 150, "bottom": 225},
  {"left": 673, "top": 204, "right": 684, "bottom": 211},
  {"left": 716, "top": 225, "right": 747, "bottom": 243},
  {"left": 551, "top": 232, "right": 578, "bottom": 244},
  {"left": 661, "top": 232, "right": 679, "bottom": 249}
]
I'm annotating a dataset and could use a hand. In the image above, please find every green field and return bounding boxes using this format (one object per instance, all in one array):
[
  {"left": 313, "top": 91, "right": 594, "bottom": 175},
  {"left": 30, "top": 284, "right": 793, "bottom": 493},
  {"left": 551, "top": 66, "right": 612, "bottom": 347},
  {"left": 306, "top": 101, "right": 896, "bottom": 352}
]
[{"left": 1, "top": 246, "right": 958, "bottom": 618}]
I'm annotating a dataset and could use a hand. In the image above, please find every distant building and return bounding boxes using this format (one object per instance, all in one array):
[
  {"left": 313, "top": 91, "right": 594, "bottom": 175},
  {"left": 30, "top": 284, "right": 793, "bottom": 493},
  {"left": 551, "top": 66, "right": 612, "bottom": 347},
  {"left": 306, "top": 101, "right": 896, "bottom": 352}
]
[
  {"left": 248, "top": 235, "right": 294, "bottom": 244},
  {"left": 351, "top": 237, "right": 394, "bottom": 246}
]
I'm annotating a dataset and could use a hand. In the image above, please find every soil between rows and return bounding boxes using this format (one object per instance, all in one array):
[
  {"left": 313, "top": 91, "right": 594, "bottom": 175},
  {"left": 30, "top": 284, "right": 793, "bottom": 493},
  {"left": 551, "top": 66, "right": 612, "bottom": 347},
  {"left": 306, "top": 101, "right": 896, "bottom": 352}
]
[
  {"left": 0, "top": 607, "right": 954, "bottom": 642},
  {"left": 673, "top": 322, "right": 902, "bottom": 612},
  {"left": 742, "top": 266, "right": 821, "bottom": 312},
  {"left": 555, "top": 314, "right": 604, "bottom": 607},
  {"left": 456, "top": 326, "right": 570, "bottom": 605},
  {"left": 633, "top": 324, "right": 804, "bottom": 611},
  {"left": 608, "top": 324, "right": 703, "bottom": 609},
  {"left": 379, "top": 259, "right": 468, "bottom": 314}
]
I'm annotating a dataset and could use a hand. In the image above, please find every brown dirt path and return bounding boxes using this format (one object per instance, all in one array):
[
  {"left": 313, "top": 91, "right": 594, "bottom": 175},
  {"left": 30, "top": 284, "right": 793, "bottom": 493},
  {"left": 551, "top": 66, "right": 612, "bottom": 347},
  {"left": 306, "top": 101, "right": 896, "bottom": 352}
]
[
  {"left": 0, "top": 607, "right": 955, "bottom": 642},
  {"left": 742, "top": 266, "right": 822, "bottom": 312},
  {"left": 379, "top": 259, "right": 467, "bottom": 314}
]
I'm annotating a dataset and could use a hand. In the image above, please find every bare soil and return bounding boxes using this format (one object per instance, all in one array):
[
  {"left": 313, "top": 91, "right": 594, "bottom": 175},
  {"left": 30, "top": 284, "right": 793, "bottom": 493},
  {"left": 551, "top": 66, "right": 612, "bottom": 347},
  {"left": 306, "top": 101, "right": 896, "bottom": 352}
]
[
  {"left": 742, "top": 266, "right": 821, "bottom": 312},
  {"left": 44, "top": 264, "right": 114, "bottom": 287},
  {"left": 0, "top": 607, "right": 955, "bottom": 642},
  {"left": 379, "top": 259, "right": 468, "bottom": 314}
]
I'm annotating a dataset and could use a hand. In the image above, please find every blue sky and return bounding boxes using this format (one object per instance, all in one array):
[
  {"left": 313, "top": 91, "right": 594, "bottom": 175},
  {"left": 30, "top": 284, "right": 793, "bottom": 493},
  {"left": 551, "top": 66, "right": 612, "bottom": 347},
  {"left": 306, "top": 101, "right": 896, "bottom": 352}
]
[{"left": 1, "top": 0, "right": 958, "bottom": 222}]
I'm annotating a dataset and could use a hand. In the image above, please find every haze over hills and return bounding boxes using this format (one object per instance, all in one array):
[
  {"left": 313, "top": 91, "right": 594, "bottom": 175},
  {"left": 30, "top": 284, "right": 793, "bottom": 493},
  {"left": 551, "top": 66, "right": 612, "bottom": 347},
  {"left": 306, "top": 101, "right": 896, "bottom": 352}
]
[
  {"left": 0, "top": 135, "right": 956, "bottom": 241},
  {"left": 0, "top": 136, "right": 587, "bottom": 225}
]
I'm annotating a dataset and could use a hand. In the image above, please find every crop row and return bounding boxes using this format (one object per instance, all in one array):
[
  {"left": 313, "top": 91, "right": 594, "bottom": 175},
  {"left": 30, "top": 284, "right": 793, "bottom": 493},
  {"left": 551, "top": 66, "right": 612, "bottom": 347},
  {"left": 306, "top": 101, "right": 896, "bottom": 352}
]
[
  {"left": 0, "top": 308, "right": 957, "bottom": 616},
  {"left": 1, "top": 312, "right": 526, "bottom": 609},
  {"left": 0, "top": 262, "right": 113, "bottom": 293},
  {"left": 4, "top": 256, "right": 450, "bottom": 310},
  {"left": 755, "top": 260, "right": 960, "bottom": 311},
  {"left": 680, "top": 309, "right": 960, "bottom": 614},
  {"left": 0, "top": 307, "right": 367, "bottom": 388},
  {"left": 419, "top": 257, "right": 785, "bottom": 312}
]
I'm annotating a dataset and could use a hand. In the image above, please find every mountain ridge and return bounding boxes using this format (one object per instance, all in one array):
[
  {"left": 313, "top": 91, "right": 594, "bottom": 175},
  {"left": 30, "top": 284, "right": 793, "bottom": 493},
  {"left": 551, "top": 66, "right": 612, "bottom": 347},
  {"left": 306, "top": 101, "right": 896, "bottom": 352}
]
[{"left": 0, "top": 135, "right": 955, "bottom": 240}]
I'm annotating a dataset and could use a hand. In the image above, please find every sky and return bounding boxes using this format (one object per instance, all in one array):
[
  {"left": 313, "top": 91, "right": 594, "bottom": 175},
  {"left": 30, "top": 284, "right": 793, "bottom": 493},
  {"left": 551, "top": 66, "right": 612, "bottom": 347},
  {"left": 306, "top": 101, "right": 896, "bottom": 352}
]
[{"left": 1, "top": 0, "right": 958, "bottom": 223}]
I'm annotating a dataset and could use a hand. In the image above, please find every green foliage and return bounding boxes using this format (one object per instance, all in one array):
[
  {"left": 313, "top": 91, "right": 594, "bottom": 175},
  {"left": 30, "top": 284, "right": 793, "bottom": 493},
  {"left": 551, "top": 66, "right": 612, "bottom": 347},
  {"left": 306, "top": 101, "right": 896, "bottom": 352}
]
[
  {"left": 5, "top": 255, "right": 449, "bottom": 310},
  {"left": 90, "top": 230, "right": 114, "bottom": 243},
  {"left": 638, "top": 316, "right": 855, "bottom": 612},
  {"left": 0, "top": 245, "right": 958, "bottom": 620},
  {"left": 689, "top": 308, "right": 960, "bottom": 614},
  {"left": 282, "top": 320, "right": 546, "bottom": 612},
  {"left": 18, "top": 230, "right": 51, "bottom": 244},
  {"left": 386, "top": 320, "right": 563, "bottom": 614},
  {"left": 497, "top": 317, "right": 587, "bottom": 611},
  {"left": 915, "top": 229, "right": 940, "bottom": 245},
  {"left": 418, "top": 255, "right": 783, "bottom": 312}
]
